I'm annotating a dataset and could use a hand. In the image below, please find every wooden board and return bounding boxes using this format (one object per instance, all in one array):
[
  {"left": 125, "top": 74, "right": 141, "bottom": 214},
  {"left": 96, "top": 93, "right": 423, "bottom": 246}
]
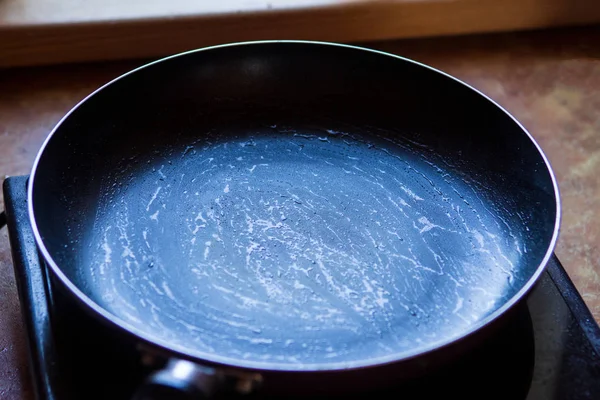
[{"left": 2, "top": 0, "right": 600, "bottom": 67}]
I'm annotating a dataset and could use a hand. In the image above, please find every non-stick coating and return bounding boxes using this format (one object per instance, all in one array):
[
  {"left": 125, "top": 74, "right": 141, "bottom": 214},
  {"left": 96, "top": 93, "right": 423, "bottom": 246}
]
[{"left": 30, "top": 42, "right": 558, "bottom": 370}]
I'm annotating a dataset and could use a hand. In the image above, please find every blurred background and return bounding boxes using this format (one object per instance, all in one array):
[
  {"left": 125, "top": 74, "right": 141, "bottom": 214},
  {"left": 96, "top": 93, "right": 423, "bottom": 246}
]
[{"left": 1, "top": 0, "right": 600, "bottom": 66}]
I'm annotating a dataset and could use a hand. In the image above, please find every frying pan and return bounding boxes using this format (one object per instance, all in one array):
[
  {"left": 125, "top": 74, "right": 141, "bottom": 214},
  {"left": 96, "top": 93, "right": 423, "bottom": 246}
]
[{"left": 26, "top": 41, "right": 560, "bottom": 398}]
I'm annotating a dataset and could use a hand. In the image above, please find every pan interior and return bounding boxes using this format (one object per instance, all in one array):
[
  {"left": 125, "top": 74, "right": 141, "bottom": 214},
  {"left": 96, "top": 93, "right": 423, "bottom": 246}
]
[
  {"left": 81, "top": 124, "right": 528, "bottom": 367},
  {"left": 31, "top": 43, "right": 557, "bottom": 369}
]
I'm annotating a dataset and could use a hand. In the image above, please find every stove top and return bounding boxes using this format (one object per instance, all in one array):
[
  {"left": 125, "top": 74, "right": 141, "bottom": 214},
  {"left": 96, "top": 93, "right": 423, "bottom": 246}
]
[{"left": 4, "top": 175, "right": 600, "bottom": 399}]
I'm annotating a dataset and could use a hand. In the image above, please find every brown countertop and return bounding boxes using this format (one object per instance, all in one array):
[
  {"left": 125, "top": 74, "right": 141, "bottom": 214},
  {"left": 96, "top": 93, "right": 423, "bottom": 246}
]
[{"left": 1, "top": 25, "right": 600, "bottom": 399}]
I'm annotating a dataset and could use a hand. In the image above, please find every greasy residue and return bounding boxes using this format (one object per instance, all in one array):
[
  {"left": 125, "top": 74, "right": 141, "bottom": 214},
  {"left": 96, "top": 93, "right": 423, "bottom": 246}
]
[{"left": 82, "top": 126, "right": 525, "bottom": 367}]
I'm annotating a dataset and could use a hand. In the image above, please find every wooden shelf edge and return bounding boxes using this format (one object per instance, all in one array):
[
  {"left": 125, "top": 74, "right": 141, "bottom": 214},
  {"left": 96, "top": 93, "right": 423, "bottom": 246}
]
[{"left": 2, "top": 0, "right": 600, "bottom": 67}]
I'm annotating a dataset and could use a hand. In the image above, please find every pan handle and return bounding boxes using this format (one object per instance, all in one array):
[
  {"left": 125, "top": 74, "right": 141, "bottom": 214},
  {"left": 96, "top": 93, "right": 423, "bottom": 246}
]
[
  {"left": 132, "top": 358, "right": 263, "bottom": 399},
  {"left": 132, "top": 359, "right": 220, "bottom": 400}
]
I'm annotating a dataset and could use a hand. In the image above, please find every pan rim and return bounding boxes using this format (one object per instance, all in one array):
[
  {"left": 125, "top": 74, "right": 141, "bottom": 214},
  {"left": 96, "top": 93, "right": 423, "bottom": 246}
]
[{"left": 27, "top": 39, "right": 561, "bottom": 372}]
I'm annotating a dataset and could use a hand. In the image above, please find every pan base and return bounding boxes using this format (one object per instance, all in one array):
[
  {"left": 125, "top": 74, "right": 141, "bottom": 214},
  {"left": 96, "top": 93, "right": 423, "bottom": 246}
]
[{"left": 82, "top": 126, "right": 525, "bottom": 368}]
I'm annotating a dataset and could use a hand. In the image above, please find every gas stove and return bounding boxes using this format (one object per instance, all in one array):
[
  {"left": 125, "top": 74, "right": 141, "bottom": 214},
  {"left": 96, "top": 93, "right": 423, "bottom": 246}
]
[{"left": 3, "top": 175, "right": 600, "bottom": 399}]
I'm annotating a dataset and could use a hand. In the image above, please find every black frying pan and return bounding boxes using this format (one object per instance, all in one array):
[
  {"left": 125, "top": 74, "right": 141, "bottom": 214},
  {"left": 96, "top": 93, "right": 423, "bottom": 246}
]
[{"left": 27, "top": 41, "right": 560, "bottom": 398}]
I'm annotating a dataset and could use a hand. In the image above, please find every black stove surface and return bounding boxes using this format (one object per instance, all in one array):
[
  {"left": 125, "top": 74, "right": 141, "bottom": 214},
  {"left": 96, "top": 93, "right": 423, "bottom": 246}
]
[{"left": 4, "top": 175, "right": 600, "bottom": 400}]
